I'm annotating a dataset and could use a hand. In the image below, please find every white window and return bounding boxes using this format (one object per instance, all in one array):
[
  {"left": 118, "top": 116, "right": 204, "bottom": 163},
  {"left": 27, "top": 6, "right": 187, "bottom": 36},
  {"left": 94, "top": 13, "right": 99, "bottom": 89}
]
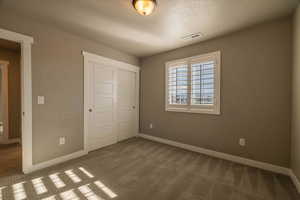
[{"left": 165, "top": 51, "right": 221, "bottom": 114}]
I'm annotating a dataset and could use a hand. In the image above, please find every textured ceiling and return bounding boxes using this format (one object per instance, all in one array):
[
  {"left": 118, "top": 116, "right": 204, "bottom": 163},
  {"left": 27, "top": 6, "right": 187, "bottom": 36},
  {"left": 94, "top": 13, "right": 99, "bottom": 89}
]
[{"left": 0, "top": 0, "right": 298, "bottom": 57}]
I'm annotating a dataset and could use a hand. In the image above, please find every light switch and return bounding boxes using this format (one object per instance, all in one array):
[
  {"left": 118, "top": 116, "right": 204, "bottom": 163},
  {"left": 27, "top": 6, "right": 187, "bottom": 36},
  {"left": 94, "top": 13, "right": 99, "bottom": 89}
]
[{"left": 38, "top": 96, "right": 45, "bottom": 105}]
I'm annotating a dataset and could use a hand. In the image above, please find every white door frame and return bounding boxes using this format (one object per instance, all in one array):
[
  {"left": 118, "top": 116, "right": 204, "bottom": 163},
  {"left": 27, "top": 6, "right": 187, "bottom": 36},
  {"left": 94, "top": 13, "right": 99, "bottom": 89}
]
[
  {"left": 0, "top": 28, "right": 34, "bottom": 173},
  {"left": 82, "top": 51, "right": 140, "bottom": 152}
]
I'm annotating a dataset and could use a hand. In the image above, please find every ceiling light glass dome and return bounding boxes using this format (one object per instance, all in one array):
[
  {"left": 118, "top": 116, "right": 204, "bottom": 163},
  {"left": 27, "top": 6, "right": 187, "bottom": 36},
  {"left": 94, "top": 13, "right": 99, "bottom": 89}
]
[{"left": 132, "top": 0, "right": 157, "bottom": 16}]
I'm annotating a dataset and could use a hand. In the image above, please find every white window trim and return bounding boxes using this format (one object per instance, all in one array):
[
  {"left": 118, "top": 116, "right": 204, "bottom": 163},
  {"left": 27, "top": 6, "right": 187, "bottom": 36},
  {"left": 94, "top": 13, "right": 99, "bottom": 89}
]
[{"left": 165, "top": 51, "right": 221, "bottom": 115}]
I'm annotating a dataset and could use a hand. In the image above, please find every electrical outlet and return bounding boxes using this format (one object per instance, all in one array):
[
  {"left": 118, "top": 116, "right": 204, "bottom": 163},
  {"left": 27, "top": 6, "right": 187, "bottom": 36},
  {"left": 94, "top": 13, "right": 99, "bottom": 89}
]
[
  {"left": 149, "top": 123, "right": 154, "bottom": 129},
  {"left": 239, "top": 138, "right": 246, "bottom": 147},
  {"left": 59, "top": 137, "right": 66, "bottom": 145}
]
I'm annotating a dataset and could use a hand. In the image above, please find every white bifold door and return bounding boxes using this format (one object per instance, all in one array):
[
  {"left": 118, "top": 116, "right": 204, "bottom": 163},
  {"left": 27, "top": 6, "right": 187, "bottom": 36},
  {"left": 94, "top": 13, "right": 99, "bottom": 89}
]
[
  {"left": 117, "top": 69, "right": 137, "bottom": 141},
  {"left": 84, "top": 52, "right": 139, "bottom": 152}
]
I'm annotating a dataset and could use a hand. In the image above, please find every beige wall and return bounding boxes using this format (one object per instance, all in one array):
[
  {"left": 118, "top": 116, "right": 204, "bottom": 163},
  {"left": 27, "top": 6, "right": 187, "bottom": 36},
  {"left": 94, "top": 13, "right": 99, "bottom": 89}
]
[
  {"left": 0, "top": 47, "right": 21, "bottom": 139},
  {"left": 0, "top": 10, "right": 139, "bottom": 164},
  {"left": 140, "top": 17, "right": 292, "bottom": 167},
  {"left": 292, "top": 5, "right": 300, "bottom": 179}
]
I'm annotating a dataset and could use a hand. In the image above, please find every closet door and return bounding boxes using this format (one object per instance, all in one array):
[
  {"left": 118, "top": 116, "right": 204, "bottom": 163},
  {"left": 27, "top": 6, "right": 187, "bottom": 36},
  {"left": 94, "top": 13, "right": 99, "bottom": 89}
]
[
  {"left": 87, "top": 61, "right": 117, "bottom": 151},
  {"left": 117, "top": 69, "right": 138, "bottom": 141}
]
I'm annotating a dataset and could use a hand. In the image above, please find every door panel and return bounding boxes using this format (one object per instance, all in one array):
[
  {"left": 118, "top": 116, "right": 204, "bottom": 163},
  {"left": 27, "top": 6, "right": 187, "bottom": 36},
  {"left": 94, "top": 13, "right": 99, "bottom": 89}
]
[
  {"left": 117, "top": 69, "right": 137, "bottom": 141},
  {"left": 85, "top": 56, "right": 138, "bottom": 152},
  {"left": 87, "top": 61, "right": 117, "bottom": 151}
]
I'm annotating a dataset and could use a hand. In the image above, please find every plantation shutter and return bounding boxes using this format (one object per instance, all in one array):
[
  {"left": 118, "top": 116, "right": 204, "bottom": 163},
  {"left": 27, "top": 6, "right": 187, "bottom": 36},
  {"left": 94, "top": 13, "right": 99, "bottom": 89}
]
[
  {"left": 165, "top": 51, "right": 220, "bottom": 114},
  {"left": 168, "top": 64, "right": 189, "bottom": 105},
  {"left": 191, "top": 61, "right": 215, "bottom": 105}
]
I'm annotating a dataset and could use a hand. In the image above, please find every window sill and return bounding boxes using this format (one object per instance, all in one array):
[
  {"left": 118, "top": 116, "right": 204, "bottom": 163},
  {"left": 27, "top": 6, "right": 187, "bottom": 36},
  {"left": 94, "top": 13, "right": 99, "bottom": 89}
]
[{"left": 166, "top": 107, "right": 220, "bottom": 115}]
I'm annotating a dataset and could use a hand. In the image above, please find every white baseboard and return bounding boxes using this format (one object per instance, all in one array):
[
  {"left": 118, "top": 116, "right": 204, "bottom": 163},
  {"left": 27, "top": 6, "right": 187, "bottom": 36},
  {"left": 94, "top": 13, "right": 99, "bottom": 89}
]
[
  {"left": 23, "top": 150, "right": 88, "bottom": 174},
  {"left": 289, "top": 170, "right": 300, "bottom": 193},
  {"left": 138, "top": 133, "right": 290, "bottom": 176}
]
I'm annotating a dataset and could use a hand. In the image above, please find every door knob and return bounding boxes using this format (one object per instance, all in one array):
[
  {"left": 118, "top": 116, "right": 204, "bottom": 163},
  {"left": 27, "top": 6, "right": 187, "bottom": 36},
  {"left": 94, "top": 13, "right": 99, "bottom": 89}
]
[
  {"left": 89, "top": 109, "right": 93, "bottom": 112},
  {"left": 132, "top": 106, "right": 136, "bottom": 109}
]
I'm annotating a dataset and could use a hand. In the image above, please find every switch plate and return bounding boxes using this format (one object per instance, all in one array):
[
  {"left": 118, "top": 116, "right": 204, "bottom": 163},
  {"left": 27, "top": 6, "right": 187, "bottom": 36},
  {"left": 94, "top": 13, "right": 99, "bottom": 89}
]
[
  {"left": 59, "top": 137, "right": 66, "bottom": 145},
  {"left": 239, "top": 138, "right": 246, "bottom": 147},
  {"left": 38, "top": 96, "right": 45, "bottom": 105}
]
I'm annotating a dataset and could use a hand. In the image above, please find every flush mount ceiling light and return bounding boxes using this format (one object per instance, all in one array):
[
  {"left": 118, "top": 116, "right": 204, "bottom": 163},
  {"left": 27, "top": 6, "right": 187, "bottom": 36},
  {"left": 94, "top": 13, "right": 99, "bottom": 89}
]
[{"left": 132, "top": 0, "right": 157, "bottom": 16}]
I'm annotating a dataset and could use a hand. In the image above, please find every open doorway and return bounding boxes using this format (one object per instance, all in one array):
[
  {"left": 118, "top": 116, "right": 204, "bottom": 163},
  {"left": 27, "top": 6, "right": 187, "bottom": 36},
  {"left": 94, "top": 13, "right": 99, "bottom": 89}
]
[
  {"left": 0, "top": 28, "right": 33, "bottom": 174},
  {"left": 0, "top": 39, "right": 22, "bottom": 176}
]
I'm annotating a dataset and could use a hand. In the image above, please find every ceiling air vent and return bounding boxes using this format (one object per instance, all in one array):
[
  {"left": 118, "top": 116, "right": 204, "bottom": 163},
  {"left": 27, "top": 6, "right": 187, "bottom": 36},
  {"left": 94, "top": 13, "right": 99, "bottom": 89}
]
[{"left": 181, "top": 32, "right": 203, "bottom": 40}]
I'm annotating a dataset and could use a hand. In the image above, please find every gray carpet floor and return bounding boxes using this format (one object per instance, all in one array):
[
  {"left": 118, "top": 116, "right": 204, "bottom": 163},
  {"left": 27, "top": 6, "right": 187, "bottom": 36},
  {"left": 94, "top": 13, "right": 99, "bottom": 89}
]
[{"left": 0, "top": 138, "right": 299, "bottom": 200}]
